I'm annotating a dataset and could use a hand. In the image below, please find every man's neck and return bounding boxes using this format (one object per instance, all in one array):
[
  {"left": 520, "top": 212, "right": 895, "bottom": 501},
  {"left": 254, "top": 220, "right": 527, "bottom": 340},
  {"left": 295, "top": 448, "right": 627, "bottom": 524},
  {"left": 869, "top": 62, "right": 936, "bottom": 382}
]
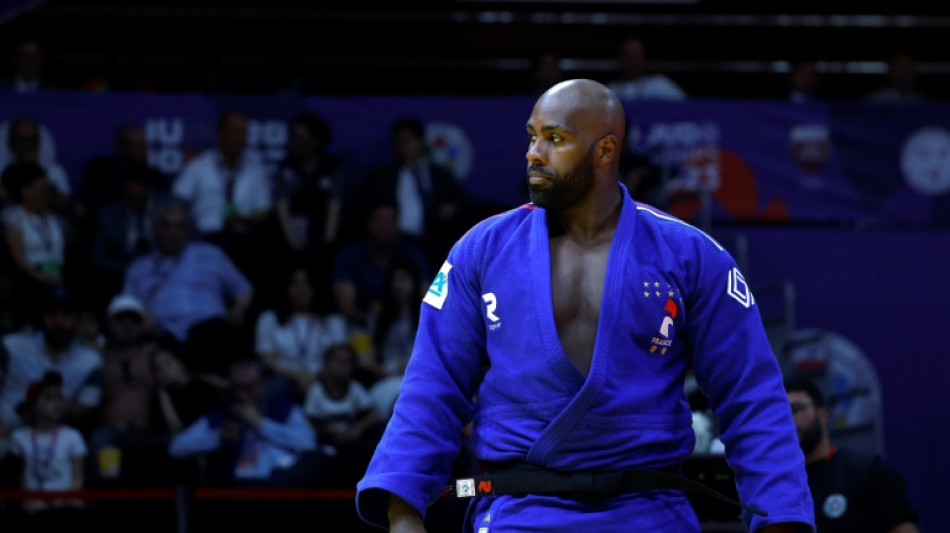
[
  {"left": 555, "top": 185, "right": 623, "bottom": 245},
  {"left": 33, "top": 420, "right": 57, "bottom": 433},
  {"left": 806, "top": 439, "right": 832, "bottom": 465},
  {"left": 219, "top": 150, "right": 241, "bottom": 169},
  {"left": 44, "top": 339, "right": 71, "bottom": 362}
]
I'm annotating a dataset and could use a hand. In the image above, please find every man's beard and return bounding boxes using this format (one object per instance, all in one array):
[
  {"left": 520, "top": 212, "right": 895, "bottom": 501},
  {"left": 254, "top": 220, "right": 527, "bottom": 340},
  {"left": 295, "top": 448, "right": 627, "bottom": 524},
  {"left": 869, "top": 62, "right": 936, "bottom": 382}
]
[
  {"left": 799, "top": 416, "right": 823, "bottom": 457},
  {"left": 528, "top": 144, "right": 596, "bottom": 211}
]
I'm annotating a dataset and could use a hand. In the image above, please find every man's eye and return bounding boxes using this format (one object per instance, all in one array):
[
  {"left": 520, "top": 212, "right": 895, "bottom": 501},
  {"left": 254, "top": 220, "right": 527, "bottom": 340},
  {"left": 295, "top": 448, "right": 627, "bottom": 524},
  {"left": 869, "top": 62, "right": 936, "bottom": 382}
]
[{"left": 550, "top": 134, "right": 563, "bottom": 143}]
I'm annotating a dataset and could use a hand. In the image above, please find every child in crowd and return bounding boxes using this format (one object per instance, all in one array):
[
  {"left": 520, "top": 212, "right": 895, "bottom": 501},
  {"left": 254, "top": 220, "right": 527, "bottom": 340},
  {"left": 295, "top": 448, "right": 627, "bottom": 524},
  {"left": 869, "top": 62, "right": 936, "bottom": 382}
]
[{"left": 9, "top": 371, "right": 87, "bottom": 514}]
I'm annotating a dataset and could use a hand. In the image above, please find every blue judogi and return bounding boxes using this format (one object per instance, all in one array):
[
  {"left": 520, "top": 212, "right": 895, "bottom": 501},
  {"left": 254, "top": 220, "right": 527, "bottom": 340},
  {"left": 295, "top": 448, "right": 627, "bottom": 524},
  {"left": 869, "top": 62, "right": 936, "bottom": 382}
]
[{"left": 357, "top": 184, "right": 814, "bottom": 532}]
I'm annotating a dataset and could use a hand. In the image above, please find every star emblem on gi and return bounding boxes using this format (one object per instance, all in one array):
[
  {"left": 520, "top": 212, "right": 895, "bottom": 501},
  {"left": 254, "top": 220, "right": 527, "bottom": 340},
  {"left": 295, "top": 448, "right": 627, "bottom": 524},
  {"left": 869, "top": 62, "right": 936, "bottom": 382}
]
[{"left": 642, "top": 281, "right": 678, "bottom": 299}]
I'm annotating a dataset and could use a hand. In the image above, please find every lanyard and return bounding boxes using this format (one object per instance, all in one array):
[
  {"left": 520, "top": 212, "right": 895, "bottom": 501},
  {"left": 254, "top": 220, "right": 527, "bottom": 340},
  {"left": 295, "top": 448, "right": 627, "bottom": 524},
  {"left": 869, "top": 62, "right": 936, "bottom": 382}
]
[
  {"left": 217, "top": 156, "right": 242, "bottom": 206},
  {"left": 30, "top": 428, "right": 59, "bottom": 490},
  {"left": 142, "top": 252, "right": 183, "bottom": 306},
  {"left": 27, "top": 211, "right": 55, "bottom": 254},
  {"left": 291, "top": 316, "right": 314, "bottom": 361}
]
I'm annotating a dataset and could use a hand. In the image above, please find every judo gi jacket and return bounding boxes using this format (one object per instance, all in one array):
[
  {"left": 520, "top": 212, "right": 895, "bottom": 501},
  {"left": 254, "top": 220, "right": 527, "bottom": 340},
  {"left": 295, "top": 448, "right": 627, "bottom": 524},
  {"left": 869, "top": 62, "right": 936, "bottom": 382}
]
[{"left": 357, "top": 184, "right": 815, "bottom": 532}]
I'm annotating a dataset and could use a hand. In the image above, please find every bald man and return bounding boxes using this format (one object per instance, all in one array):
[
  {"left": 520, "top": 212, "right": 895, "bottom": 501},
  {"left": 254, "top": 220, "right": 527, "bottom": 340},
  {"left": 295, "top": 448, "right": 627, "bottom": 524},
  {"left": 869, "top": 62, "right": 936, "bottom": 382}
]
[{"left": 356, "top": 80, "right": 814, "bottom": 533}]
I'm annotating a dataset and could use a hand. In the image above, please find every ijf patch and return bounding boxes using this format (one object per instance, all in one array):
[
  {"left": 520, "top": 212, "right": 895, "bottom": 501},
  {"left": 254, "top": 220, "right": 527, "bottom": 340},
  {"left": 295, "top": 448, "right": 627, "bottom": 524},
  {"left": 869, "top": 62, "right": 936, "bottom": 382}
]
[{"left": 823, "top": 493, "right": 847, "bottom": 519}]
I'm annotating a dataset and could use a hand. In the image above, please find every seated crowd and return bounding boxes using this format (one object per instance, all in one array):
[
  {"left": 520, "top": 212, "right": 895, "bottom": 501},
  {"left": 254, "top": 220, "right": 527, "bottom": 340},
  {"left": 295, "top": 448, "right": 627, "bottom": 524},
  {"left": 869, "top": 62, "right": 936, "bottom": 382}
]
[{"left": 0, "top": 109, "right": 487, "bottom": 521}]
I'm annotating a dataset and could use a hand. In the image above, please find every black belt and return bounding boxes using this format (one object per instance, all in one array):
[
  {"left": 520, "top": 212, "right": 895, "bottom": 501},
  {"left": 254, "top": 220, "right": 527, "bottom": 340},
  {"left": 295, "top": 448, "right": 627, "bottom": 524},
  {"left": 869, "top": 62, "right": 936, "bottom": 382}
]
[{"left": 448, "top": 462, "right": 766, "bottom": 517}]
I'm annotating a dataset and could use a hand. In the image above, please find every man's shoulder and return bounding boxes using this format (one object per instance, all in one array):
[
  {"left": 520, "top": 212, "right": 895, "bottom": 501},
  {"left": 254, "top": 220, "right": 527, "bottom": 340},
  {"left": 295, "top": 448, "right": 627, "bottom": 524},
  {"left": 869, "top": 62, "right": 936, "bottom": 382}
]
[
  {"left": 2, "top": 332, "right": 38, "bottom": 356},
  {"left": 127, "top": 251, "right": 156, "bottom": 272},
  {"left": 822, "top": 447, "right": 883, "bottom": 483},
  {"left": 68, "top": 342, "right": 104, "bottom": 368},
  {"left": 633, "top": 202, "right": 726, "bottom": 255},
  {"left": 187, "top": 241, "right": 229, "bottom": 261},
  {"left": 58, "top": 425, "right": 86, "bottom": 443},
  {"left": 457, "top": 203, "right": 535, "bottom": 246},
  {"left": 179, "top": 150, "right": 216, "bottom": 173}
]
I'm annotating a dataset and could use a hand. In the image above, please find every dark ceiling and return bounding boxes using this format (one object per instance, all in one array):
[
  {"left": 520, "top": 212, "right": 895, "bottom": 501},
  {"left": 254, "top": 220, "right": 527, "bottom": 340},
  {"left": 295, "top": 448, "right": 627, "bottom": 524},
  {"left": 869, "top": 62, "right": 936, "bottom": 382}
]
[{"left": 4, "top": 1, "right": 950, "bottom": 99}]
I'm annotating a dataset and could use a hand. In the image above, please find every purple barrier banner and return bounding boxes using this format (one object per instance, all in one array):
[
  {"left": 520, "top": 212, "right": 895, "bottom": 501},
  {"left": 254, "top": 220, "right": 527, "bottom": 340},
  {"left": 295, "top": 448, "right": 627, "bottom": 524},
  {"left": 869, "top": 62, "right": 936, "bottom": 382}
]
[
  {"left": 623, "top": 101, "right": 950, "bottom": 226},
  {"left": 3, "top": 92, "right": 950, "bottom": 226}
]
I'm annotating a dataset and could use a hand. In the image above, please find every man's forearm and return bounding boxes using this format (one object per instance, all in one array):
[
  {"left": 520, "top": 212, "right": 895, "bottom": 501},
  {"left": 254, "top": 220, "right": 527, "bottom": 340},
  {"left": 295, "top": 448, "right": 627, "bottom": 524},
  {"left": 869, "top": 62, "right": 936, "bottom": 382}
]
[{"left": 388, "top": 493, "right": 425, "bottom": 533}]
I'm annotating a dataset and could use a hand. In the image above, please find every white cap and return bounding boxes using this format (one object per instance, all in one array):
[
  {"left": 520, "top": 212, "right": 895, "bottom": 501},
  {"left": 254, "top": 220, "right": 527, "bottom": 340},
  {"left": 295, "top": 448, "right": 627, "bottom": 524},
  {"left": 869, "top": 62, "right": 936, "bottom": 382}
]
[{"left": 107, "top": 294, "right": 147, "bottom": 317}]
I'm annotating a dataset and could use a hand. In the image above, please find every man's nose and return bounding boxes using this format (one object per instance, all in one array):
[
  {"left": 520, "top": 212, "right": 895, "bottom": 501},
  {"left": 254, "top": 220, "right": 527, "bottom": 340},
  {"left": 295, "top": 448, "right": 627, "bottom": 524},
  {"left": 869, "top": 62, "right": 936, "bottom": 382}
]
[{"left": 526, "top": 140, "right": 547, "bottom": 166}]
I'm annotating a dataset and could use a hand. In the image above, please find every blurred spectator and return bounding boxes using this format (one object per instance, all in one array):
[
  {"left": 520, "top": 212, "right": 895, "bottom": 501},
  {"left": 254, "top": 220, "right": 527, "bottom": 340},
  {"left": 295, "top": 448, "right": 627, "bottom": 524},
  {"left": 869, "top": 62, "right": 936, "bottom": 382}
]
[
  {"left": 1, "top": 117, "right": 70, "bottom": 204},
  {"left": 0, "top": 290, "right": 103, "bottom": 441},
  {"left": 74, "top": 307, "right": 104, "bottom": 352},
  {"left": 303, "top": 343, "right": 382, "bottom": 486},
  {"left": 255, "top": 265, "right": 347, "bottom": 400},
  {"left": 866, "top": 53, "right": 925, "bottom": 103},
  {"left": 365, "top": 260, "right": 423, "bottom": 420},
  {"left": 122, "top": 198, "right": 254, "bottom": 376},
  {"left": 87, "top": 294, "right": 159, "bottom": 486},
  {"left": 79, "top": 122, "right": 170, "bottom": 235},
  {"left": 0, "top": 118, "right": 59, "bottom": 196},
  {"left": 362, "top": 117, "right": 472, "bottom": 267},
  {"left": 87, "top": 166, "right": 165, "bottom": 315},
  {"left": 274, "top": 111, "right": 344, "bottom": 254},
  {"left": 607, "top": 36, "right": 687, "bottom": 101},
  {"left": 618, "top": 113, "right": 666, "bottom": 208},
  {"left": 1, "top": 161, "right": 67, "bottom": 329},
  {"left": 2, "top": 39, "right": 48, "bottom": 94},
  {"left": 369, "top": 259, "right": 421, "bottom": 380},
  {"left": 788, "top": 59, "right": 820, "bottom": 102},
  {"left": 785, "top": 375, "right": 920, "bottom": 533},
  {"left": 331, "top": 200, "right": 429, "bottom": 332},
  {"left": 8, "top": 371, "right": 87, "bottom": 514},
  {"left": 169, "top": 358, "right": 321, "bottom": 487},
  {"left": 528, "top": 51, "right": 565, "bottom": 96},
  {"left": 148, "top": 346, "right": 223, "bottom": 436},
  {"left": 272, "top": 111, "right": 349, "bottom": 305},
  {"left": 172, "top": 109, "right": 273, "bottom": 283}
]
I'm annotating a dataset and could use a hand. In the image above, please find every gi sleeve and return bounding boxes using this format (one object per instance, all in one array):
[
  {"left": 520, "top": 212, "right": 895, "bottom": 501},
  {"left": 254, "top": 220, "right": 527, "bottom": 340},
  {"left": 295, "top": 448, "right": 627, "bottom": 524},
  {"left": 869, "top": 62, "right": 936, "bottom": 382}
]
[
  {"left": 356, "top": 240, "right": 486, "bottom": 528},
  {"left": 686, "top": 249, "right": 815, "bottom": 533}
]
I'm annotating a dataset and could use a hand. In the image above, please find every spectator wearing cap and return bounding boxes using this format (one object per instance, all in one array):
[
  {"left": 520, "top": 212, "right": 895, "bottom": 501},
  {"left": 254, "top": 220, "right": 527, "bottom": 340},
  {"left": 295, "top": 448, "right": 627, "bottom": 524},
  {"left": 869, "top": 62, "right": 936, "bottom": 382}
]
[
  {"left": 8, "top": 371, "right": 88, "bottom": 514},
  {"left": 122, "top": 198, "right": 254, "bottom": 376},
  {"left": 0, "top": 291, "right": 103, "bottom": 447},
  {"left": 87, "top": 293, "right": 160, "bottom": 486}
]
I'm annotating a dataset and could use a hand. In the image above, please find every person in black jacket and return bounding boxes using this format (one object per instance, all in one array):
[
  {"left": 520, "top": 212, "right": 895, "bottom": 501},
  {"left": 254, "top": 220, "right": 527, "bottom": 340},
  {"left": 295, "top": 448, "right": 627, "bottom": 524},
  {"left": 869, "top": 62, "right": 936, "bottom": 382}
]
[
  {"left": 361, "top": 117, "right": 472, "bottom": 269},
  {"left": 785, "top": 376, "right": 919, "bottom": 533}
]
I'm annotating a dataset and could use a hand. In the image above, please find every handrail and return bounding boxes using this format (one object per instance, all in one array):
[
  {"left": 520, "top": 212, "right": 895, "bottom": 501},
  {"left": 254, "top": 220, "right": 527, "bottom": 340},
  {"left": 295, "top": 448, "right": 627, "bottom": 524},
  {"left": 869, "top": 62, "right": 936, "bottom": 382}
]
[{"left": 0, "top": 487, "right": 356, "bottom": 501}]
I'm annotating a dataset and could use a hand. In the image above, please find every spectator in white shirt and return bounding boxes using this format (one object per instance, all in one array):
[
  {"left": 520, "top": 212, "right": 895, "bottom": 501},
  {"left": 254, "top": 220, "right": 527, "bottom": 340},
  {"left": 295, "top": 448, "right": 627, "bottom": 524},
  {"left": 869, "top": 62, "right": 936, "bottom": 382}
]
[
  {"left": 0, "top": 290, "right": 103, "bottom": 442},
  {"left": 304, "top": 343, "right": 382, "bottom": 486},
  {"left": 1, "top": 161, "right": 67, "bottom": 330},
  {"left": 9, "top": 371, "right": 87, "bottom": 514},
  {"left": 4, "top": 39, "right": 47, "bottom": 94},
  {"left": 172, "top": 110, "right": 273, "bottom": 280},
  {"left": 1, "top": 118, "right": 71, "bottom": 204},
  {"left": 255, "top": 265, "right": 347, "bottom": 399}
]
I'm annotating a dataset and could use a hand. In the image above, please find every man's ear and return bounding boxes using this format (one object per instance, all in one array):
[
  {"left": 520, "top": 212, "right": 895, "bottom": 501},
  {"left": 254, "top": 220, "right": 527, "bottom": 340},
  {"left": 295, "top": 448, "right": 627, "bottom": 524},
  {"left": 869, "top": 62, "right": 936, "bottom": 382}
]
[
  {"left": 818, "top": 406, "right": 830, "bottom": 426},
  {"left": 596, "top": 135, "right": 619, "bottom": 167}
]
